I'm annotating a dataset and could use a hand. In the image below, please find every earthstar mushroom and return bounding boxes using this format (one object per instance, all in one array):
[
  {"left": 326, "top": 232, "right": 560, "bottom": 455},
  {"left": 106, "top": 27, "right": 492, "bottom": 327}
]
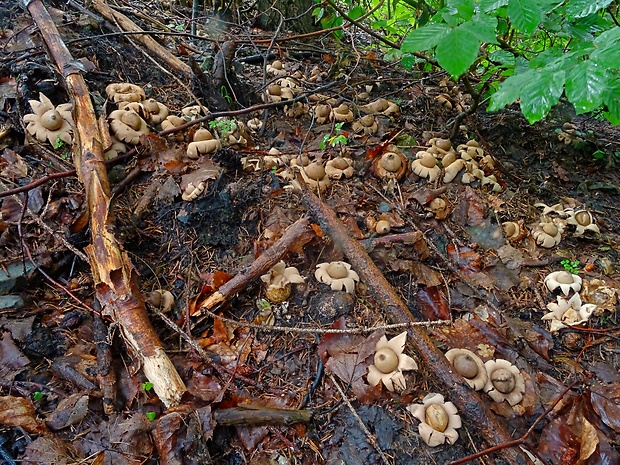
[
  {"left": 445, "top": 348, "right": 488, "bottom": 390},
  {"left": 407, "top": 393, "right": 462, "bottom": 447},
  {"left": 483, "top": 359, "right": 525, "bottom": 406},
  {"left": 566, "top": 209, "right": 599, "bottom": 236},
  {"left": 543, "top": 293, "right": 596, "bottom": 332},
  {"left": 300, "top": 162, "right": 331, "bottom": 192},
  {"left": 533, "top": 221, "right": 562, "bottom": 248},
  {"left": 187, "top": 129, "right": 220, "bottom": 158},
  {"left": 315, "top": 261, "right": 359, "bottom": 293},
  {"left": 260, "top": 261, "right": 305, "bottom": 303},
  {"left": 108, "top": 109, "right": 149, "bottom": 144},
  {"left": 367, "top": 331, "right": 418, "bottom": 391},
  {"left": 105, "top": 83, "right": 146, "bottom": 103},
  {"left": 411, "top": 154, "right": 441, "bottom": 182},
  {"left": 23, "top": 93, "right": 74, "bottom": 146},
  {"left": 325, "top": 157, "right": 355, "bottom": 179},
  {"left": 544, "top": 270, "right": 582, "bottom": 295}
]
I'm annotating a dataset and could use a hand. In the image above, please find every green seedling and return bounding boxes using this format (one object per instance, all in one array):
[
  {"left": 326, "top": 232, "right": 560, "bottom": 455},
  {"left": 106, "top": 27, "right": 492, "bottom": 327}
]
[
  {"left": 32, "top": 391, "right": 44, "bottom": 401},
  {"left": 145, "top": 412, "right": 157, "bottom": 421},
  {"left": 561, "top": 259, "right": 580, "bottom": 275},
  {"left": 142, "top": 381, "right": 154, "bottom": 392},
  {"left": 320, "top": 122, "right": 348, "bottom": 150},
  {"left": 209, "top": 118, "right": 237, "bottom": 138},
  {"left": 53, "top": 135, "right": 65, "bottom": 150}
]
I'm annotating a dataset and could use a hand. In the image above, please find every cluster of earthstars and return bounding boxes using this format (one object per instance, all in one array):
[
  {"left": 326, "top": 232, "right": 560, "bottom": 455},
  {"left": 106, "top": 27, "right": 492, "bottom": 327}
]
[
  {"left": 260, "top": 260, "right": 359, "bottom": 304},
  {"left": 364, "top": 335, "right": 527, "bottom": 447},
  {"left": 542, "top": 270, "right": 596, "bottom": 332},
  {"left": 503, "top": 202, "right": 600, "bottom": 249}
]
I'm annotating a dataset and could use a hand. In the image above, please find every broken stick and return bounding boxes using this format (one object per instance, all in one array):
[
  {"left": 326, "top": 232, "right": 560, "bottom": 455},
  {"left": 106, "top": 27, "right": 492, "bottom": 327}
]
[
  {"left": 302, "top": 190, "right": 531, "bottom": 465},
  {"left": 25, "top": 0, "right": 186, "bottom": 408}
]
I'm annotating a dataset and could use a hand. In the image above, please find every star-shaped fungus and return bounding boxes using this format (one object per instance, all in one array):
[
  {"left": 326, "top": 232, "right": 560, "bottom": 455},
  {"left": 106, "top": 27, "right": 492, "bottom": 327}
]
[{"left": 367, "top": 331, "right": 418, "bottom": 391}]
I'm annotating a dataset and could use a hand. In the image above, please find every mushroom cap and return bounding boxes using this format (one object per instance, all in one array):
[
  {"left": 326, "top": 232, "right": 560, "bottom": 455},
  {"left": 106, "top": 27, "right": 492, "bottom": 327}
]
[
  {"left": 381, "top": 152, "right": 402, "bottom": 172},
  {"left": 315, "top": 261, "right": 359, "bottom": 293},
  {"left": 374, "top": 348, "right": 399, "bottom": 374},
  {"left": 181, "top": 181, "right": 205, "bottom": 201},
  {"left": 483, "top": 359, "right": 525, "bottom": 406},
  {"left": 367, "top": 331, "right": 418, "bottom": 391},
  {"left": 445, "top": 348, "right": 488, "bottom": 390},
  {"left": 533, "top": 221, "right": 562, "bottom": 248},
  {"left": 305, "top": 163, "right": 326, "bottom": 181},
  {"left": 161, "top": 115, "right": 185, "bottom": 132},
  {"left": 108, "top": 109, "right": 149, "bottom": 144},
  {"left": 443, "top": 159, "right": 465, "bottom": 183},
  {"left": 105, "top": 83, "right": 146, "bottom": 103},
  {"left": 567, "top": 209, "right": 600, "bottom": 235},
  {"left": 332, "top": 103, "right": 354, "bottom": 122},
  {"left": 375, "top": 220, "right": 391, "bottom": 235},
  {"left": 411, "top": 155, "right": 441, "bottom": 182},
  {"left": 544, "top": 270, "right": 582, "bottom": 295},
  {"left": 543, "top": 293, "right": 595, "bottom": 332},
  {"left": 23, "top": 93, "right": 74, "bottom": 145},
  {"left": 260, "top": 261, "right": 304, "bottom": 303},
  {"left": 407, "top": 393, "right": 461, "bottom": 447},
  {"left": 325, "top": 157, "right": 354, "bottom": 179}
]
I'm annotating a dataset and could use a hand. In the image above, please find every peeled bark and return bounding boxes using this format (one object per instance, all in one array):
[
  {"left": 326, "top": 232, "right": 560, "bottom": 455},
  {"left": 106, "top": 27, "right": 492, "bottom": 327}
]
[{"left": 26, "top": 0, "right": 186, "bottom": 408}]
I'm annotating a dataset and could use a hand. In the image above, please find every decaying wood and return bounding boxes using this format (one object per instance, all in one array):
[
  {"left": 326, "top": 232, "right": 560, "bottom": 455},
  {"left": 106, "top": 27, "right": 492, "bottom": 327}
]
[
  {"left": 93, "top": 312, "right": 117, "bottom": 415},
  {"left": 91, "top": 0, "right": 193, "bottom": 79},
  {"left": 359, "top": 231, "right": 424, "bottom": 250},
  {"left": 196, "top": 217, "right": 314, "bottom": 315},
  {"left": 26, "top": 0, "right": 186, "bottom": 408},
  {"left": 212, "top": 407, "right": 313, "bottom": 426},
  {"left": 302, "top": 190, "right": 531, "bottom": 465}
]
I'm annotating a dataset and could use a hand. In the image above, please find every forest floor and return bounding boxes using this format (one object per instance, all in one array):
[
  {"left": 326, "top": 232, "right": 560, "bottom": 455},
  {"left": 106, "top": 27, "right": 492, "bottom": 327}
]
[{"left": 1, "top": 2, "right": 620, "bottom": 465}]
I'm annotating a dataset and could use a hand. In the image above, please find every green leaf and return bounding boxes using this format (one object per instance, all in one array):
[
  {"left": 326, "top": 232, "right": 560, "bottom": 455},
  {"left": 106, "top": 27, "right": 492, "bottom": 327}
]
[
  {"left": 145, "top": 412, "right": 157, "bottom": 421},
  {"left": 566, "top": 0, "right": 614, "bottom": 19},
  {"left": 447, "top": 0, "right": 475, "bottom": 21},
  {"left": 435, "top": 24, "right": 480, "bottom": 76},
  {"left": 462, "top": 14, "right": 499, "bottom": 43},
  {"left": 401, "top": 24, "right": 451, "bottom": 52},
  {"left": 519, "top": 69, "right": 566, "bottom": 123},
  {"left": 489, "top": 49, "right": 516, "bottom": 65},
  {"left": 603, "top": 77, "right": 620, "bottom": 124},
  {"left": 33, "top": 391, "right": 43, "bottom": 401},
  {"left": 348, "top": 5, "right": 365, "bottom": 21},
  {"left": 565, "top": 60, "right": 607, "bottom": 113},
  {"left": 480, "top": 0, "right": 509, "bottom": 13},
  {"left": 507, "top": 0, "right": 542, "bottom": 34},
  {"left": 401, "top": 54, "right": 417, "bottom": 70},
  {"left": 591, "top": 27, "right": 620, "bottom": 68},
  {"left": 488, "top": 70, "right": 535, "bottom": 111}
]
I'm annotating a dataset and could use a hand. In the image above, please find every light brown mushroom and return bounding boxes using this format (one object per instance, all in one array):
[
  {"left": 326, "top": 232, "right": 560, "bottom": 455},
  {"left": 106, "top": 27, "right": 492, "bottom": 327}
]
[
  {"left": 105, "top": 83, "right": 146, "bottom": 103},
  {"left": 443, "top": 159, "right": 465, "bottom": 183},
  {"left": 407, "top": 393, "right": 461, "bottom": 447},
  {"left": 543, "top": 293, "right": 596, "bottom": 332},
  {"left": 161, "top": 115, "right": 186, "bottom": 141},
  {"left": 372, "top": 151, "right": 407, "bottom": 180},
  {"left": 445, "top": 348, "right": 488, "bottom": 391},
  {"left": 314, "top": 104, "right": 333, "bottom": 124},
  {"left": 411, "top": 154, "right": 441, "bottom": 182},
  {"left": 367, "top": 331, "right": 418, "bottom": 391},
  {"left": 145, "top": 290, "right": 175, "bottom": 312},
  {"left": 375, "top": 220, "right": 391, "bottom": 235},
  {"left": 502, "top": 221, "right": 527, "bottom": 242},
  {"left": 142, "top": 98, "right": 169, "bottom": 124},
  {"left": 325, "top": 157, "right": 355, "bottom": 180},
  {"left": 182, "top": 181, "right": 205, "bottom": 201},
  {"left": 544, "top": 270, "right": 582, "bottom": 295},
  {"left": 352, "top": 115, "right": 378, "bottom": 135},
  {"left": 566, "top": 209, "right": 599, "bottom": 236},
  {"left": 267, "top": 60, "right": 288, "bottom": 77},
  {"left": 300, "top": 162, "right": 331, "bottom": 192},
  {"left": 483, "top": 359, "right": 526, "bottom": 406},
  {"left": 315, "top": 261, "right": 359, "bottom": 293},
  {"left": 23, "top": 93, "right": 74, "bottom": 146},
  {"left": 533, "top": 221, "right": 562, "bottom": 248},
  {"left": 332, "top": 103, "right": 354, "bottom": 123},
  {"left": 108, "top": 109, "right": 149, "bottom": 144},
  {"left": 481, "top": 174, "right": 502, "bottom": 192},
  {"left": 187, "top": 129, "right": 221, "bottom": 159},
  {"left": 260, "top": 260, "right": 305, "bottom": 303},
  {"left": 360, "top": 98, "right": 390, "bottom": 114}
]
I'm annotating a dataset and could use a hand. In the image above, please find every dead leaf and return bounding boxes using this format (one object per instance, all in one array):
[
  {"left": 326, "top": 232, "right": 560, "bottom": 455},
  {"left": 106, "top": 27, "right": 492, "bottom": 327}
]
[
  {"left": 590, "top": 383, "right": 620, "bottom": 433},
  {"left": 180, "top": 159, "right": 221, "bottom": 193},
  {"left": 452, "top": 187, "right": 486, "bottom": 226},
  {"left": 0, "top": 332, "right": 30, "bottom": 382},
  {"left": 45, "top": 393, "right": 89, "bottom": 431},
  {"left": 414, "top": 286, "right": 450, "bottom": 320},
  {"left": 20, "top": 436, "right": 73, "bottom": 465},
  {"left": 0, "top": 395, "right": 45, "bottom": 433},
  {"left": 318, "top": 318, "right": 383, "bottom": 401}
]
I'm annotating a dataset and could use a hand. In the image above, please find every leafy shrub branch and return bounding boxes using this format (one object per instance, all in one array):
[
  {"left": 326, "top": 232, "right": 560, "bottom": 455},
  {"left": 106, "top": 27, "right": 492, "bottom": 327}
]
[{"left": 318, "top": 0, "right": 620, "bottom": 125}]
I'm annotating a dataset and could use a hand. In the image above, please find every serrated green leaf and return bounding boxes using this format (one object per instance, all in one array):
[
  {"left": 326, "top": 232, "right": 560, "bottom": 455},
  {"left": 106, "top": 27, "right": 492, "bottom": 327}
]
[
  {"left": 566, "top": 0, "right": 614, "bottom": 19},
  {"left": 591, "top": 27, "right": 620, "bottom": 67},
  {"left": 487, "top": 70, "right": 534, "bottom": 111},
  {"left": 447, "top": 0, "right": 475, "bottom": 20},
  {"left": 401, "top": 24, "right": 451, "bottom": 52},
  {"left": 520, "top": 69, "right": 566, "bottom": 123},
  {"left": 480, "top": 0, "right": 509, "bottom": 13},
  {"left": 565, "top": 60, "right": 606, "bottom": 113},
  {"left": 507, "top": 0, "right": 542, "bottom": 34},
  {"left": 348, "top": 5, "right": 365, "bottom": 21},
  {"left": 461, "top": 14, "right": 499, "bottom": 43},
  {"left": 489, "top": 49, "right": 516, "bottom": 65},
  {"left": 435, "top": 25, "right": 480, "bottom": 76},
  {"left": 401, "top": 55, "right": 417, "bottom": 70}
]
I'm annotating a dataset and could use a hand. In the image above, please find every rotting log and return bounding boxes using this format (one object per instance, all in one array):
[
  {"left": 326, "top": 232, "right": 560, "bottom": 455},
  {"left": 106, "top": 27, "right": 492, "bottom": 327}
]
[
  {"left": 24, "top": 0, "right": 186, "bottom": 408},
  {"left": 302, "top": 190, "right": 531, "bottom": 465},
  {"left": 196, "top": 217, "right": 313, "bottom": 315},
  {"left": 91, "top": 0, "right": 193, "bottom": 79}
]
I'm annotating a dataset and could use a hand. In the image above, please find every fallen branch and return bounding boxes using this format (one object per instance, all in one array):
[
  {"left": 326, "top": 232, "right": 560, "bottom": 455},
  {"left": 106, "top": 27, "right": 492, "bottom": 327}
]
[
  {"left": 212, "top": 407, "right": 313, "bottom": 426},
  {"left": 195, "top": 217, "right": 313, "bottom": 315},
  {"left": 90, "top": 0, "right": 193, "bottom": 79},
  {"left": 25, "top": 0, "right": 186, "bottom": 408},
  {"left": 301, "top": 190, "right": 531, "bottom": 465}
]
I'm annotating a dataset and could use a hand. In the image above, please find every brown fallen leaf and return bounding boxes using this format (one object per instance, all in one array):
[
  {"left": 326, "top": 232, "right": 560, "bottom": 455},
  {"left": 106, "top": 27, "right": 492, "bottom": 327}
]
[
  {"left": 590, "top": 383, "right": 620, "bottom": 433},
  {"left": 414, "top": 285, "right": 450, "bottom": 320},
  {"left": 0, "top": 395, "right": 45, "bottom": 434}
]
